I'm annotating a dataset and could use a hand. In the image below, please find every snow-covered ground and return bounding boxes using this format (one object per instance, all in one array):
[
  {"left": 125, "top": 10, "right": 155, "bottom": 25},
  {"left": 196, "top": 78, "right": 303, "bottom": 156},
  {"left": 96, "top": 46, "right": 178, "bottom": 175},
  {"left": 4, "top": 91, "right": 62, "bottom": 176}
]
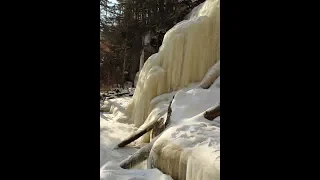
[
  {"left": 100, "top": 97, "right": 138, "bottom": 167},
  {"left": 100, "top": 76, "right": 220, "bottom": 180},
  {"left": 100, "top": 97, "right": 173, "bottom": 180}
]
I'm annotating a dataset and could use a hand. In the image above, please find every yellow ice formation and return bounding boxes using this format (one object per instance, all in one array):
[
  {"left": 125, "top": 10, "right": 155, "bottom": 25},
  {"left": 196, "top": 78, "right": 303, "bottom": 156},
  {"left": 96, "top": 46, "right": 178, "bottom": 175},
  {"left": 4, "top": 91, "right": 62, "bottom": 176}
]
[{"left": 127, "top": 0, "right": 220, "bottom": 127}]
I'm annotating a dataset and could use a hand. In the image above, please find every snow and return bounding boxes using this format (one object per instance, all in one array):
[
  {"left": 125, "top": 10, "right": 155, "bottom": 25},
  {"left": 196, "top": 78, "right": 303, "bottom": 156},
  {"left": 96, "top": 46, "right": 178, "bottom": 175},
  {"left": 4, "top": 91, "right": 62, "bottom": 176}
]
[
  {"left": 101, "top": 161, "right": 173, "bottom": 180},
  {"left": 101, "top": 97, "right": 132, "bottom": 123},
  {"left": 100, "top": 97, "right": 173, "bottom": 180},
  {"left": 100, "top": 76, "right": 220, "bottom": 180},
  {"left": 100, "top": 97, "right": 138, "bottom": 168},
  {"left": 140, "top": 82, "right": 201, "bottom": 142},
  {"left": 148, "top": 77, "right": 220, "bottom": 180},
  {"left": 126, "top": 0, "right": 220, "bottom": 127}
]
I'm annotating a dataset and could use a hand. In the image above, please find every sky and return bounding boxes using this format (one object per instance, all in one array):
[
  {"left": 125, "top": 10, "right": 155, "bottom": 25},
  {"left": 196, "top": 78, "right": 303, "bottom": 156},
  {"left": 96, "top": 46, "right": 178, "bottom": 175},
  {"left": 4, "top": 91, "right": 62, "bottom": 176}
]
[{"left": 101, "top": 0, "right": 118, "bottom": 17}]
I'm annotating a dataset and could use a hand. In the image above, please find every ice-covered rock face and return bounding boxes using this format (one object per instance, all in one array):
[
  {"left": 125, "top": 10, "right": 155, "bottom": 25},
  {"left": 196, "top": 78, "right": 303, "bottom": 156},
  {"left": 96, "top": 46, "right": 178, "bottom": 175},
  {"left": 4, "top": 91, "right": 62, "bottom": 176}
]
[{"left": 126, "top": 0, "right": 220, "bottom": 127}]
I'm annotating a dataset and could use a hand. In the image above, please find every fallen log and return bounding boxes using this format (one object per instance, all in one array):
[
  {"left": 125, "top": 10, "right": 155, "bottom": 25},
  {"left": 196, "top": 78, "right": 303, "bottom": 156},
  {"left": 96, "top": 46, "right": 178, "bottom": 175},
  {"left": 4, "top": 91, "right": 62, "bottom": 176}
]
[
  {"left": 119, "top": 96, "right": 176, "bottom": 168},
  {"left": 116, "top": 95, "right": 175, "bottom": 147},
  {"left": 117, "top": 96, "right": 176, "bottom": 170},
  {"left": 106, "top": 96, "right": 116, "bottom": 100},
  {"left": 119, "top": 136, "right": 160, "bottom": 169},
  {"left": 116, "top": 92, "right": 130, "bottom": 97},
  {"left": 100, "top": 108, "right": 109, "bottom": 112},
  {"left": 116, "top": 118, "right": 159, "bottom": 148},
  {"left": 204, "top": 103, "right": 220, "bottom": 120}
]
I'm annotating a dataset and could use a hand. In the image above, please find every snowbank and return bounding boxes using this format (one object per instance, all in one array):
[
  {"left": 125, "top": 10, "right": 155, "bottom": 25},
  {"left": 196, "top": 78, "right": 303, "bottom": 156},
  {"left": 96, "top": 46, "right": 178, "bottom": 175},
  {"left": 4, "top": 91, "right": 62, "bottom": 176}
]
[
  {"left": 100, "top": 97, "right": 138, "bottom": 168},
  {"left": 148, "top": 77, "right": 220, "bottom": 180},
  {"left": 102, "top": 97, "right": 132, "bottom": 123}
]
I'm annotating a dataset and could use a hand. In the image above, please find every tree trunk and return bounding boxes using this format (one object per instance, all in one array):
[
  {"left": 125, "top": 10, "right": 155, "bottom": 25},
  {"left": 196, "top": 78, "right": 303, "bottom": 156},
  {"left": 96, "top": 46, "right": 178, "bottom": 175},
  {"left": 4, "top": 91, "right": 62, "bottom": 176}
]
[
  {"left": 116, "top": 118, "right": 159, "bottom": 148},
  {"left": 119, "top": 136, "right": 159, "bottom": 169},
  {"left": 204, "top": 103, "right": 220, "bottom": 120}
]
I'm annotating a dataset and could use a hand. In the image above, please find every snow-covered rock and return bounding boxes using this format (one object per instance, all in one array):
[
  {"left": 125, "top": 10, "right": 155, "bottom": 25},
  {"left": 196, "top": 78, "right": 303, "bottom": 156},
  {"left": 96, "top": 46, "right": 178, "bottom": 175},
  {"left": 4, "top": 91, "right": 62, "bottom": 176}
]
[{"left": 148, "top": 77, "right": 220, "bottom": 180}]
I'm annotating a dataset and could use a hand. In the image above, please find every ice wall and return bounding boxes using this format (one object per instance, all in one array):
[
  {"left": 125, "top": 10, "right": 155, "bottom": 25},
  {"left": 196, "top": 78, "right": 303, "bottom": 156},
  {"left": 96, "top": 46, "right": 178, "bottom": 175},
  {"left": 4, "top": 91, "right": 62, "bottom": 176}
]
[{"left": 127, "top": 0, "right": 220, "bottom": 127}]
